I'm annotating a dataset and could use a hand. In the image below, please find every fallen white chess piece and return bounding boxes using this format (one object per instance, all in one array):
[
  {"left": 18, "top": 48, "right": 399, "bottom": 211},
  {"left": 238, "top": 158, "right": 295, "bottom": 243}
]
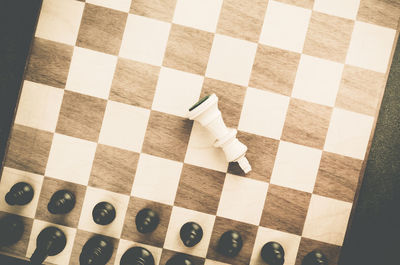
[{"left": 187, "top": 94, "right": 252, "bottom": 174}]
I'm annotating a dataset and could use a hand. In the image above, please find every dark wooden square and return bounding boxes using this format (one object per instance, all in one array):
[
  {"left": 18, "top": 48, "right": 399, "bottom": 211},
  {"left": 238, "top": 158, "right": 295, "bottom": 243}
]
[
  {"left": 160, "top": 249, "right": 205, "bottom": 265},
  {"left": 249, "top": 44, "right": 300, "bottom": 96},
  {"left": 260, "top": 184, "right": 311, "bottom": 235},
  {"left": 25, "top": 37, "right": 73, "bottom": 89},
  {"left": 163, "top": 24, "right": 214, "bottom": 75},
  {"left": 76, "top": 3, "right": 127, "bottom": 55},
  {"left": 142, "top": 111, "right": 193, "bottom": 162},
  {"left": 130, "top": 0, "right": 177, "bottom": 22},
  {"left": 56, "top": 91, "right": 107, "bottom": 142},
  {"left": 89, "top": 144, "right": 139, "bottom": 195},
  {"left": 281, "top": 98, "right": 332, "bottom": 149},
  {"left": 121, "top": 196, "right": 172, "bottom": 248},
  {"left": 303, "top": 11, "right": 354, "bottom": 63},
  {"left": 5, "top": 124, "right": 53, "bottom": 175},
  {"left": 206, "top": 216, "right": 258, "bottom": 265},
  {"left": 109, "top": 58, "right": 160, "bottom": 109},
  {"left": 35, "top": 177, "right": 86, "bottom": 227},
  {"left": 69, "top": 229, "right": 119, "bottom": 265},
  {"left": 174, "top": 164, "right": 226, "bottom": 215},
  {"left": 295, "top": 237, "right": 340, "bottom": 265},
  {"left": 201, "top": 78, "right": 247, "bottom": 128},
  {"left": 314, "top": 151, "right": 363, "bottom": 203},
  {"left": 228, "top": 131, "right": 279, "bottom": 182},
  {"left": 0, "top": 212, "right": 33, "bottom": 258}
]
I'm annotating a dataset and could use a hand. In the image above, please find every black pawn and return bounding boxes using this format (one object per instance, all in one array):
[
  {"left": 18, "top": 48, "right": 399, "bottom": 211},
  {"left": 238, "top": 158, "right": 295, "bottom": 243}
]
[
  {"left": 302, "top": 250, "right": 328, "bottom": 265},
  {"left": 120, "top": 246, "right": 155, "bottom": 265},
  {"left": 30, "top": 226, "right": 66, "bottom": 265},
  {"left": 261, "top": 241, "right": 285, "bottom": 265},
  {"left": 92, "top": 202, "right": 116, "bottom": 225},
  {"left": 5, "top": 182, "right": 34, "bottom": 206},
  {"left": 180, "top": 222, "right": 203, "bottom": 247},
  {"left": 135, "top": 208, "right": 159, "bottom": 233},
  {"left": 165, "top": 254, "right": 193, "bottom": 265},
  {"left": 79, "top": 235, "right": 113, "bottom": 265},
  {"left": 48, "top": 190, "right": 76, "bottom": 214},
  {"left": 0, "top": 215, "right": 24, "bottom": 246},
  {"left": 217, "top": 230, "right": 243, "bottom": 257}
]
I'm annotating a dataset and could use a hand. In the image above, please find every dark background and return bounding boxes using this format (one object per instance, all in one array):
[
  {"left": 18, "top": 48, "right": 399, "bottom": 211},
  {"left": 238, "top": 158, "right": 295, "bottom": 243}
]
[{"left": 0, "top": 0, "right": 399, "bottom": 264}]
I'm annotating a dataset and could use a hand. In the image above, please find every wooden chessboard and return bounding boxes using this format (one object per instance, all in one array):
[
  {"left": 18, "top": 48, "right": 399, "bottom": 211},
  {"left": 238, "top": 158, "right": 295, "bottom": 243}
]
[{"left": 0, "top": 0, "right": 399, "bottom": 264}]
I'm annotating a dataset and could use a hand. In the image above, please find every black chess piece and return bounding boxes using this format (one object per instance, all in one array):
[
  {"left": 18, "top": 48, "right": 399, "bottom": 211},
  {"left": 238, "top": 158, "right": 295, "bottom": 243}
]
[
  {"left": 180, "top": 222, "right": 203, "bottom": 247},
  {"left": 120, "top": 246, "right": 155, "bottom": 265},
  {"left": 135, "top": 208, "right": 159, "bottom": 233},
  {"left": 48, "top": 190, "right": 76, "bottom": 214},
  {"left": 217, "top": 230, "right": 243, "bottom": 257},
  {"left": 302, "top": 250, "right": 328, "bottom": 265},
  {"left": 0, "top": 215, "right": 24, "bottom": 246},
  {"left": 165, "top": 253, "right": 193, "bottom": 265},
  {"left": 30, "top": 226, "right": 66, "bottom": 265},
  {"left": 5, "top": 182, "right": 34, "bottom": 206},
  {"left": 92, "top": 202, "right": 116, "bottom": 225},
  {"left": 79, "top": 235, "right": 114, "bottom": 265},
  {"left": 261, "top": 241, "right": 285, "bottom": 265}
]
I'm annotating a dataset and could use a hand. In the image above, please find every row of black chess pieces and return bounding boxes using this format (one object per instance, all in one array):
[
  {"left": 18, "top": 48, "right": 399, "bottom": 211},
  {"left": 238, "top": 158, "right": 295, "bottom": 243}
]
[
  {"left": 3, "top": 182, "right": 328, "bottom": 265},
  {"left": 4, "top": 182, "right": 118, "bottom": 225}
]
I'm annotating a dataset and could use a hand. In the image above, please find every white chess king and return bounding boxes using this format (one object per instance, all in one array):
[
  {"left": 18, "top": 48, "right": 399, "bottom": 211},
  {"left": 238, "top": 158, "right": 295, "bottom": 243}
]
[{"left": 187, "top": 94, "right": 252, "bottom": 174}]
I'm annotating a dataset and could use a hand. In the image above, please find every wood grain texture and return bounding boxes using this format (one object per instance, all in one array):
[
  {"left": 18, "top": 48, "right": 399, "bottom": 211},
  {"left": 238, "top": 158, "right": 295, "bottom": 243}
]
[
  {"left": 275, "top": 0, "right": 314, "bottom": 9},
  {"left": 25, "top": 37, "right": 73, "bottom": 89},
  {"left": 174, "top": 164, "right": 225, "bottom": 215},
  {"left": 89, "top": 144, "right": 138, "bottom": 195},
  {"left": 217, "top": 0, "right": 269, "bottom": 42},
  {"left": 69, "top": 229, "right": 119, "bottom": 265},
  {"left": 303, "top": 12, "right": 354, "bottom": 63},
  {"left": 206, "top": 216, "right": 257, "bottom": 265},
  {"left": 76, "top": 3, "right": 127, "bottom": 55},
  {"left": 130, "top": 0, "right": 177, "bottom": 22},
  {"left": 160, "top": 249, "right": 205, "bottom": 265},
  {"left": 228, "top": 131, "right": 279, "bottom": 182},
  {"left": 249, "top": 44, "right": 300, "bottom": 96},
  {"left": 56, "top": 91, "right": 107, "bottom": 142},
  {"left": 357, "top": 0, "right": 400, "bottom": 29},
  {"left": 109, "top": 58, "right": 160, "bottom": 109},
  {"left": 5, "top": 124, "right": 53, "bottom": 175},
  {"left": 0, "top": 212, "right": 33, "bottom": 258},
  {"left": 163, "top": 24, "right": 214, "bottom": 75},
  {"left": 35, "top": 177, "right": 87, "bottom": 228},
  {"left": 121, "top": 196, "right": 172, "bottom": 248},
  {"left": 260, "top": 184, "right": 311, "bottom": 235},
  {"left": 314, "top": 152, "right": 363, "bottom": 203},
  {"left": 295, "top": 237, "right": 340, "bottom": 265},
  {"left": 201, "top": 78, "right": 247, "bottom": 128},
  {"left": 281, "top": 98, "right": 332, "bottom": 149},
  {"left": 336, "top": 65, "right": 386, "bottom": 116},
  {"left": 142, "top": 111, "right": 193, "bottom": 162}
]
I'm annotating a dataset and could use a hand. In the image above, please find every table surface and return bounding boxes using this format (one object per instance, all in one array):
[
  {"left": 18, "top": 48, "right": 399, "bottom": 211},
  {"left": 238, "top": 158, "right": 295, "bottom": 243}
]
[{"left": 0, "top": 0, "right": 400, "bottom": 265}]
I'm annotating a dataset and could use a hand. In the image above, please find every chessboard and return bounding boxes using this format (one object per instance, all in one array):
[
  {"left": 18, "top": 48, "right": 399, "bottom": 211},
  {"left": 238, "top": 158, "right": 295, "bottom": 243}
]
[{"left": 0, "top": 0, "right": 399, "bottom": 264}]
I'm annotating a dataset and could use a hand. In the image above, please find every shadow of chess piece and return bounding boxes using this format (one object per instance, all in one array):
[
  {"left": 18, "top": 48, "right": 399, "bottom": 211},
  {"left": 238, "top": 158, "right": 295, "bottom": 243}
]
[
  {"left": 302, "top": 250, "right": 328, "bottom": 265},
  {"left": 79, "top": 235, "right": 113, "bottom": 265},
  {"left": 135, "top": 208, "right": 159, "bottom": 234},
  {"left": 47, "top": 190, "right": 76, "bottom": 214},
  {"left": 0, "top": 215, "right": 24, "bottom": 246},
  {"left": 120, "top": 246, "right": 155, "bottom": 265},
  {"left": 180, "top": 222, "right": 203, "bottom": 247},
  {"left": 261, "top": 241, "right": 285, "bottom": 265},
  {"left": 92, "top": 202, "right": 116, "bottom": 225},
  {"left": 217, "top": 230, "right": 243, "bottom": 257},
  {"left": 5, "top": 182, "right": 34, "bottom": 206},
  {"left": 30, "top": 226, "right": 66, "bottom": 265},
  {"left": 165, "top": 253, "right": 193, "bottom": 265}
]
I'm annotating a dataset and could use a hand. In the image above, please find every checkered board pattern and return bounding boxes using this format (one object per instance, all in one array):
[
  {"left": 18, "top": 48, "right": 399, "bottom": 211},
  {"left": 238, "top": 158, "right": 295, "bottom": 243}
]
[{"left": 1, "top": 0, "right": 399, "bottom": 264}]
